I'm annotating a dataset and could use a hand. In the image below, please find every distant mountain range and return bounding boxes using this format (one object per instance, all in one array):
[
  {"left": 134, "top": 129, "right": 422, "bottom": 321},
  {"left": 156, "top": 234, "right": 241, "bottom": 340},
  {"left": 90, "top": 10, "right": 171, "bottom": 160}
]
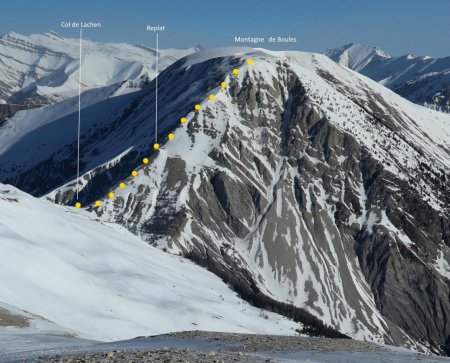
[
  {"left": 324, "top": 43, "right": 450, "bottom": 113},
  {"left": 0, "top": 30, "right": 197, "bottom": 105},
  {"left": 1, "top": 31, "right": 449, "bottom": 114}
]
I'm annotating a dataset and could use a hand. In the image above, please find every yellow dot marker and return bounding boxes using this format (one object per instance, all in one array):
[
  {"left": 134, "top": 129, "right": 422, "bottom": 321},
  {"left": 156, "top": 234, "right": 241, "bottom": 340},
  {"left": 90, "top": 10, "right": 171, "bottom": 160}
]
[
  {"left": 143, "top": 157, "right": 149, "bottom": 164},
  {"left": 195, "top": 104, "right": 201, "bottom": 111},
  {"left": 247, "top": 58, "right": 254, "bottom": 65},
  {"left": 95, "top": 200, "right": 102, "bottom": 207},
  {"left": 108, "top": 192, "right": 115, "bottom": 199},
  {"left": 168, "top": 133, "right": 174, "bottom": 140},
  {"left": 221, "top": 81, "right": 227, "bottom": 88},
  {"left": 180, "top": 117, "right": 187, "bottom": 124},
  {"left": 154, "top": 143, "right": 160, "bottom": 150},
  {"left": 75, "top": 202, "right": 81, "bottom": 208},
  {"left": 132, "top": 170, "right": 138, "bottom": 177},
  {"left": 119, "top": 182, "right": 125, "bottom": 188},
  {"left": 233, "top": 68, "right": 239, "bottom": 75},
  {"left": 209, "top": 94, "right": 215, "bottom": 101}
]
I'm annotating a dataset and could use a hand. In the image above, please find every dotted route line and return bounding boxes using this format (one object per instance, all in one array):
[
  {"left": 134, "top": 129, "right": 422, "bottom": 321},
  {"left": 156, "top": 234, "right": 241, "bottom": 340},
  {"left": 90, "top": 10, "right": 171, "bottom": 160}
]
[{"left": 74, "top": 58, "right": 254, "bottom": 209}]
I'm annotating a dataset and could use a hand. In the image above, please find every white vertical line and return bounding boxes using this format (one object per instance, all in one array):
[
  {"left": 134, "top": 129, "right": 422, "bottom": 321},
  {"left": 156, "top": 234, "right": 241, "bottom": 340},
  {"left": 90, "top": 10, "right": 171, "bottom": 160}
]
[
  {"left": 155, "top": 32, "right": 158, "bottom": 143},
  {"left": 76, "top": 28, "right": 82, "bottom": 199}
]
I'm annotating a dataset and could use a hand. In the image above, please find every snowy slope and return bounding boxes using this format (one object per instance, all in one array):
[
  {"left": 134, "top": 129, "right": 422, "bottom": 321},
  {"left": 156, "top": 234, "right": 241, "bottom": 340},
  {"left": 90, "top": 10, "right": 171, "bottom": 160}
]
[
  {"left": 0, "top": 184, "right": 299, "bottom": 341},
  {"left": 324, "top": 43, "right": 390, "bottom": 72},
  {"left": 0, "top": 82, "right": 139, "bottom": 175},
  {"left": 324, "top": 43, "right": 450, "bottom": 112},
  {"left": 289, "top": 51, "right": 450, "bottom": 208},
  {"left": 0, "top": 30, "right": 197, "bottom": 104},
  {"left": 0, "top": 301, "right": 95, "bottom": 355}
]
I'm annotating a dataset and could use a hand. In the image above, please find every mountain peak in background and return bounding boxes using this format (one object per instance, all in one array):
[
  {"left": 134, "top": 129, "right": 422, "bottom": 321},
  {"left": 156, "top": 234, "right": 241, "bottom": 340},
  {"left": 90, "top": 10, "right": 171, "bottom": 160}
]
[
  {"left": 43, "top": 29, "right": 65, "bottom": 39},
  {"left": 324, "top": 42, "right": 450, "bottom": 113},
  {"left": 0, "top": 31, "right": 198, "bottom": 106},
  {"left": 324, "top": 43, "right": 390, "bottom": 71}
]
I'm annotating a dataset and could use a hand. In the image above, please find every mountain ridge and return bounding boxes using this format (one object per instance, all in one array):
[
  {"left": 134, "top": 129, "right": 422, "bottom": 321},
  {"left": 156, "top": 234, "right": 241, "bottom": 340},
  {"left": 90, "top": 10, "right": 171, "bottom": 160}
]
[
  {"left": 0, "top": 30, "right": 198, "bottom": 105},
  {"left": 324, "top": 43, "right": 390, "bottom": 71},
  {"left": 324, "top": 43, "right": 450, "bottom": 113}
]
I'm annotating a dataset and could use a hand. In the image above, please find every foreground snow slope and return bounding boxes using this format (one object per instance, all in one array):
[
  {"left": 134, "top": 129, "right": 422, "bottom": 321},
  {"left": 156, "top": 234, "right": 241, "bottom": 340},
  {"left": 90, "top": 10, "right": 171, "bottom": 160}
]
[
  {"left": 0, "top": 184, "right": 299, "bottom": 341},
  {"left": 0, "top": 301, "right": 95, "bottom": 355}
]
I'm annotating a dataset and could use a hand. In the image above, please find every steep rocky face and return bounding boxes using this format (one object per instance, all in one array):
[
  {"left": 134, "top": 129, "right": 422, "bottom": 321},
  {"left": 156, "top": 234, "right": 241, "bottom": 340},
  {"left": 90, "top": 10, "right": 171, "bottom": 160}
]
[
  {"left": 162, "top": 63, "right": 449, "bottom": 352},
  {"left": 95, "top": 54, "right": 450, "bottom": 353},
  {"left": 91, "top": 54, "right": 450, "bottom": 352},
  {"left": 1, "top": 49, "right": 450, "bottom": 354},
  {"left": 353, "top": 152, "right": 450, "bottom": 352}
]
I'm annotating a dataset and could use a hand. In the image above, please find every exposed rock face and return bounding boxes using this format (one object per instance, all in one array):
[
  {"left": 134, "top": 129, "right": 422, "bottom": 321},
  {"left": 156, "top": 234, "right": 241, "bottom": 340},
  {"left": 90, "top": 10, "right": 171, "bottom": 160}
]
[
  {"left": 393, "top": 76, "right": 450, "bottom": 113},
  {"left": 0, "top": 103, "right": 27, "bottom": 123},
  {"left": 1, "top": 49, "right": 450, "bottom": 354}
]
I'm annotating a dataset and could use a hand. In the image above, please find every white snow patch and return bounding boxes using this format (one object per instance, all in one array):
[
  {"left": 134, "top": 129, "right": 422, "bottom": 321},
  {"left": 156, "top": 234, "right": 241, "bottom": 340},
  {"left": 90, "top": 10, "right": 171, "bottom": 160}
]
[{"left": 0, "top": 184, "right": 299, "bottom": 342}]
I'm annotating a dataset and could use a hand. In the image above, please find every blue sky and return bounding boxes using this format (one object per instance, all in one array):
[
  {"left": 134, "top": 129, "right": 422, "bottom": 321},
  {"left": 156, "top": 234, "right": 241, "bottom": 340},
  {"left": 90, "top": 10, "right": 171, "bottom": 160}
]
[{"left": 1, "top": 0, "right": 449, "bottom": 57}]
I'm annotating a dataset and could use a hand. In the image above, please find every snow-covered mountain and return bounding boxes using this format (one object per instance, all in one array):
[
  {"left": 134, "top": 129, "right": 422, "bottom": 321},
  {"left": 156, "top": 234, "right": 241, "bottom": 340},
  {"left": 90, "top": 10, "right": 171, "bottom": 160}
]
[
  {"left": 323, "top": 43, "right": 390, "bottom": 72},
  {"left": 324, "top": 43, "right": 450, "bottom": 112},
  {"left": 0, "top": 184, "right": 299, "bottom": 341},
  {"left": 0, "top": 31, "right": 197, "bottom": 105},
  {"left": 1, "top": 46, "right": 449, "bottom": 354}
]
